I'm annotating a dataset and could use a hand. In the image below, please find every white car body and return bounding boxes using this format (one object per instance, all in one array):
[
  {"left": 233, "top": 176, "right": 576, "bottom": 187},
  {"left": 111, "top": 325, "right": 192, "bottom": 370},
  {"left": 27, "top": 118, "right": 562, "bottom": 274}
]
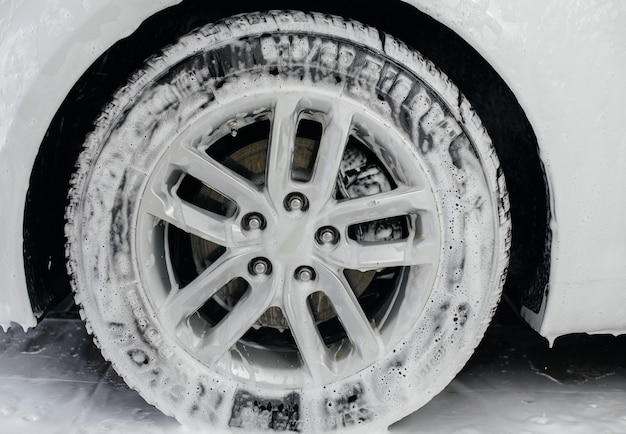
[{"left": 1, "top": 0, "right": 625, "bottom": 347}]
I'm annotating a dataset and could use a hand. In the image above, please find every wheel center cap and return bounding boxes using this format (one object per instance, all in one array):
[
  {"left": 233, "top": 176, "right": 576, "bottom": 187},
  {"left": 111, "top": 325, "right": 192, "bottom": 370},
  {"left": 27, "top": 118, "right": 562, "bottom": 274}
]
[{"left": 274, "top": 219, "right": 312, "bottom": 256}]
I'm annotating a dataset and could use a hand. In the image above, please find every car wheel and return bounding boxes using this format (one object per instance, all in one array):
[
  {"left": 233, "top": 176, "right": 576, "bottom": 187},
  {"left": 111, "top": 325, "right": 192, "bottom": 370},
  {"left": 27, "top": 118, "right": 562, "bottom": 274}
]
[{"left": 66, "top": 10, "right": 510, "bottom": 432}]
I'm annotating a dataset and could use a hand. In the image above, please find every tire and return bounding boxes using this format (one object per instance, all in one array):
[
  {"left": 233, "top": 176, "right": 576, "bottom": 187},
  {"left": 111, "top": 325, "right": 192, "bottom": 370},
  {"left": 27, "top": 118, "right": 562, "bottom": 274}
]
[{"left": 66, "top": 10, "right": 510, "bottom": 433}]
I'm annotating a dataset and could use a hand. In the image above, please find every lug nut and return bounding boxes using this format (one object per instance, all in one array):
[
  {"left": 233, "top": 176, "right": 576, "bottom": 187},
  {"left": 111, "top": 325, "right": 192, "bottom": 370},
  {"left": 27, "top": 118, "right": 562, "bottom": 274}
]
[
  {"left": 295, "top": 266, "right": 315, "bottom": 282},
  {"left": 321, "top": 230, "right": 334, "bottom": 243},
  {"left": 284, "top": 192, "right": 309, "bottom": 212},
  {"left": 248, "top": 217, "right": 261, "bottom": 229},
  {"left": 250, "top": 258, "right": 271, "bottom": 276},
  {"left": 243, "top": 213, "right": 266, "bottom": 230},
  {"left": 290, "top": 197, "right": 303, "bottom": 211},
  {"left": 254, "top": 261, "right": 267, "bottom": 274},
  {"left": 316, "top": 226, "right": 339, "bottom": 245}
]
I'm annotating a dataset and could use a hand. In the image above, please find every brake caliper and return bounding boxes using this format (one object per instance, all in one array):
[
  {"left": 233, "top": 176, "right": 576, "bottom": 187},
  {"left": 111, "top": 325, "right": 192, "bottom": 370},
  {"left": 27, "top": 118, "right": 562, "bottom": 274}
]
[{"left": 337, "top": 144, "right": 403, "bottom": 243}]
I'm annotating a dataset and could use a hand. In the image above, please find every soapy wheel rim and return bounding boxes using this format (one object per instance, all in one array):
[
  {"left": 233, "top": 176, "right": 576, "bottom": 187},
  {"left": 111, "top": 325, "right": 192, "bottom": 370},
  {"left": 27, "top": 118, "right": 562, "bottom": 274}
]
[{"left": 136, "top": 92, "right": 442, "bottom": 386}]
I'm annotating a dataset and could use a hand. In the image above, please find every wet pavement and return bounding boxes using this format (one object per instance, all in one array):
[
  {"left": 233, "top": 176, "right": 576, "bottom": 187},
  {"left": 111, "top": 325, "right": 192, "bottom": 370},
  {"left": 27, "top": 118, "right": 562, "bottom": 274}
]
[
  {"left": 391, "top": 322, "right": 626, "bottom": 434},
  {"left": 1, "top": 308, "right": 626, "bottom": 433}
]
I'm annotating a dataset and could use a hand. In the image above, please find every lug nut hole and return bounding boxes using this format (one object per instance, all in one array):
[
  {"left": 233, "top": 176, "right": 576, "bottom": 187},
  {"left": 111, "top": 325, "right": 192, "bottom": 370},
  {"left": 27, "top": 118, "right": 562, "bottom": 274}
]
[
  {"left": 295, "top": 266, "right": 316, "bottom": 282},
  {"left": 284, "top": 192, "right": 309, "bottom": 212},
  {"left": 316, "top": 226, "right": 340, "bottom": 245},
  {"left": 249, "top": 258, "right": 272, "bottom": 276},
  {"left": 243, "top": 212, "right": 266, "bottom": 230}
]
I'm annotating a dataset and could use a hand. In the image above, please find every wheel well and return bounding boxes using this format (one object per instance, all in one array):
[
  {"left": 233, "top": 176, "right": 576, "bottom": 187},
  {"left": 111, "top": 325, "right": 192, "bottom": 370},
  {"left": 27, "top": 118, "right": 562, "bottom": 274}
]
[{"left": 24, "top": 0, "right": 550, "bottom": 319}]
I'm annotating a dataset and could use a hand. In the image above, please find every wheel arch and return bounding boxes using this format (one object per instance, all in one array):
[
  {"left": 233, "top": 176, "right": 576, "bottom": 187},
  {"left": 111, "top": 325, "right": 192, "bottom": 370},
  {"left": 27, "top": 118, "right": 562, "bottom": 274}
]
[{"left": 24, "top": 0, "right": 550, "bottom": 321}]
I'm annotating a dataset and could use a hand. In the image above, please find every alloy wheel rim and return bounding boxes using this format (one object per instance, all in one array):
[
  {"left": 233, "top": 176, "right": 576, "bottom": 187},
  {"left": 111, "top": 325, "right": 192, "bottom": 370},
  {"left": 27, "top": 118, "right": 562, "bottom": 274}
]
[{"left": 136, "top": 89, "right": 442, "bottom": 387}]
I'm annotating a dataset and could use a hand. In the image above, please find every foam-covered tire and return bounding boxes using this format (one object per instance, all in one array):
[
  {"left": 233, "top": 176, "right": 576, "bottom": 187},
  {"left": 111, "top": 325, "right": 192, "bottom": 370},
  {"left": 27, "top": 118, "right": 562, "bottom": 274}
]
[{"left": 66, "top": 10, "right": 510, "bottom": 433}]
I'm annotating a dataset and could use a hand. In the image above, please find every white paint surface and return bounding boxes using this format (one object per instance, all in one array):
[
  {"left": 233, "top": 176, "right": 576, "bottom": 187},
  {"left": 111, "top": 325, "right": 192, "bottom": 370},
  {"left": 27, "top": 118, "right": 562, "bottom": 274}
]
[
  {"left": 404, "top": 0, "right": 626, "bottom": 340},
  {"left": 0, "top": 0, "right": 180, "bottom": 330}
]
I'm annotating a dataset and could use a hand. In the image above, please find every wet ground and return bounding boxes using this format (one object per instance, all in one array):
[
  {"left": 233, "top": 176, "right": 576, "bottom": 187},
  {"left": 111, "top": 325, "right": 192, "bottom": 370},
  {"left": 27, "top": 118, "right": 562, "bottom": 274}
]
[{"left": 1, "top": 303, "right": 626, "bottom": 434}]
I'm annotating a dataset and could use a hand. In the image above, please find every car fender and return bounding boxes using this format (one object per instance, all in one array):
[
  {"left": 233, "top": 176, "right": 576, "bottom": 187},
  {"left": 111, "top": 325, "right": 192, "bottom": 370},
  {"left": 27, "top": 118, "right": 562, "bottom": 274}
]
[
  {"left": 0, "top": 0, "right": 180, "bottom": 330},
  {"left": 405, "top": 0, "right": 626, "bottom": 342}
]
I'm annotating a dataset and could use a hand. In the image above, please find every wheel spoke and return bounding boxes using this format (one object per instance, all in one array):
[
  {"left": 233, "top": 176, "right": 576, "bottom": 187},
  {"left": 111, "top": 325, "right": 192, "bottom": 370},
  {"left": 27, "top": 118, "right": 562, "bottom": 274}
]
[
  {"left": 169, "top": 143, "right": 262, "bottom": 213},
  {"left": 304, "top": 109, "right": 353, "bottom": 206},
  {"left": 197, "top": 276, "right": 279, "bottom": 364},
  {"left": 266, "top": 96, "right": 301, "bottom": 203},
  {"left": 323, "top": 237, "right": 440, "bottom": 272},
  {"left": 141, "top": 182, "right": 232, "bottom": 246},
  {"left": 324, "top": 186, "right": 436, "bottom": 231},
  {"left": 316, "top": 266, "right": 383, "bottom": 361},
  {"left": 159, "top": 250, "right": 255, "bottom": 331},
  {"left": 282, "top": 282, "right": 334, "bottom": 383}
]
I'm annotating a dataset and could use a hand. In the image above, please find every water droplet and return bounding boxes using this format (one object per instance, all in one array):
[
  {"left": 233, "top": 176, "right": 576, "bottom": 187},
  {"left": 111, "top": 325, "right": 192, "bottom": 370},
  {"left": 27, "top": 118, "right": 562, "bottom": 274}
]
[{"left": 229, "top": 121, "right": 239, "bottom": 137}]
